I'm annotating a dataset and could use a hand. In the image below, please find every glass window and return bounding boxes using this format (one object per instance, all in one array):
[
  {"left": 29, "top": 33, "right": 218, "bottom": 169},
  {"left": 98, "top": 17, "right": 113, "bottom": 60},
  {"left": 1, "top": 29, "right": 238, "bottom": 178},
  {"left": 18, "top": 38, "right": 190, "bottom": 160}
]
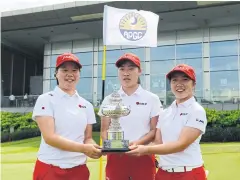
[
  {"left": 210, "top": 40, "right": 238, "bottom": 57},
  {"left": 139, "top": 75, "right": 145, "bottom": 89},
  {"left": 210, "top": 56, "right": 238, "bottom": 71},
  {"left": 2, "top": 48, "right": 12, "bottom": 95},
  {"left": 150, "top": 74, "right": 166, "bottom": 98},
  {"left": 176, "top": 58, "right": 202, "bottom": 73},
  {"left": 50, "top": 68, "right": 55, "bottom": 79},
  {"left": 210, "top": 71, "right": 239, "bottom": 101},
  {"left": 76, "top": 78, "right": 93, "bottom": 102},
  {"left": 150, "top": 45, "right": 175, "bottom": 61},
  {"left": 211, "top": 71, "right": 239, "bottom": 90},
  {"left": 195, "top": 72, "right": 203, "bottom": 98},
  {"left": 50, "top": 79, "right": 57, "bottom": 90},
  {"left": 75, "top": 52, "right": 93, "bottom": 65},
  {"left": 98, "top": 48, "right": 145, "bottom": 64},
  {"left": 98, "top": 63, "right": 117, "bottom": 77},
  {"left": 51, "top": 55, "right": 58, "bottom": 67},
  {"left": 150, "top": 74, "right": 166, "bottom": 91},
  {"left": 12, "top": 54, "right": 24, "bottom": 95},
  {"left": 81, "top": 65, "right": 92, "bottom": 78},
  {"left": 150, "top": 60, "right": 175, "bottom": 75},
  {"left": 98, "top": 50, "right": 121, "bottom": 64},
  {"left": 25, "top": 58, "right": 36, "bottom": 94},
  {"left": 176, "top": 43, "right": 202, "bottom": 59},
  {"left": 97, "top": 77, "right": 120, "bottom": 99}
]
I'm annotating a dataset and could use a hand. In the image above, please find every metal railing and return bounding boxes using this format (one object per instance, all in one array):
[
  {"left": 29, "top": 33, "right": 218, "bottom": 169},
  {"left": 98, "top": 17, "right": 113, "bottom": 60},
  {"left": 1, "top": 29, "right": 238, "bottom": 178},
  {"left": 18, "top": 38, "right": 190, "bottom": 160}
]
[
  {"left": 1, "top": 95, "right": 39, "bottom": 108},
  {"left": 1, "top": 94, "right": 240, "bottom": 111}
]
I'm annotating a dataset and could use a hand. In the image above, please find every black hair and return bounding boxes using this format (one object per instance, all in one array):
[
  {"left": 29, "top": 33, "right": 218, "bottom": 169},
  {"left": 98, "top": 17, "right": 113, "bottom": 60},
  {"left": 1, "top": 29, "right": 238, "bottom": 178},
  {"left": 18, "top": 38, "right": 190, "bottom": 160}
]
[
  {"left": 55, "top": 67, "right": 59, "bottom": 85},
  {"left": 137, "top": 77, "right": 141, "bottom": 84},
  {"left": 194, "top": 96, "right": 197, "bottom": 101}
]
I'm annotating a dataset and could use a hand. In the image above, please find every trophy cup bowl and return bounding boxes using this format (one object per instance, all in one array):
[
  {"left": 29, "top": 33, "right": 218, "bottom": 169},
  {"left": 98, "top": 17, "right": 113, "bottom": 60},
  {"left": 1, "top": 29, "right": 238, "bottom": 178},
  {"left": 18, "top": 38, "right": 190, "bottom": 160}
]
[{"left": 101, "top": 90, "right": 131, "bottom": 153}]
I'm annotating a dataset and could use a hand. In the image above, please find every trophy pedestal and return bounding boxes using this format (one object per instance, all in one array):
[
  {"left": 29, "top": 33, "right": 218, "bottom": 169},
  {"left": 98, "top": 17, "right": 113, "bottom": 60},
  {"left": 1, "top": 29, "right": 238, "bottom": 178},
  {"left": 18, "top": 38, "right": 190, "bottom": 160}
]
[
  {"left": 102, "top": 140, "right": 130, "bottom": 153},
  {"left": 102, "top": 131, "right": 130, "bottom": 153}
]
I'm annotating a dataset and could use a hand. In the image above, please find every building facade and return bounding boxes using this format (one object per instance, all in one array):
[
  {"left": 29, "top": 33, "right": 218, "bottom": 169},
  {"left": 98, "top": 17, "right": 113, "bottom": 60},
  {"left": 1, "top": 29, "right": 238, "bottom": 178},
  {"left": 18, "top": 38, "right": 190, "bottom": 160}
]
[
  {"left": 1, "top": 1, "right": 240, "bottom": 111},
  {"left": 44, "top": 25, "right": 240, "bottom": 106}
]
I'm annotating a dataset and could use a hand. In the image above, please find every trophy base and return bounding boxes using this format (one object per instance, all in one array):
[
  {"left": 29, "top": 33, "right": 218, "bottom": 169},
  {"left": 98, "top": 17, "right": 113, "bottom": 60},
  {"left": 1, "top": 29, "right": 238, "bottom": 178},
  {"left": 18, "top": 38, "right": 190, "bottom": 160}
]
[
  {"left": 102, "top": 148, "right": 130, "bottom": 153},
  {"left": 102, "top": 139, "right": 130, "bottom": 153}
]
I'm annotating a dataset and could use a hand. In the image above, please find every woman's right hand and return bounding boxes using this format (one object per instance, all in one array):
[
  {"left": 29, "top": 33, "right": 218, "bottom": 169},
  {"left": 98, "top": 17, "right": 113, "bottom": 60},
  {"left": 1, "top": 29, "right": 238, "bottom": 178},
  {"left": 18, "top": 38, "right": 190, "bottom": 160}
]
[{"left": 82, "top": 144, "right": 102, "bottom": 159}]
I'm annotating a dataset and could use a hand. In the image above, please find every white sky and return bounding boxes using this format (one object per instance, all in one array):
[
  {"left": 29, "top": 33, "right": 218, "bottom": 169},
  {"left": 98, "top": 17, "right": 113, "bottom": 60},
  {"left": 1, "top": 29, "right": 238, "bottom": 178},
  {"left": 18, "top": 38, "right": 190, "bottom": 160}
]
[{"left": 0, "top": 0, "right": 77, "bottom": 12}]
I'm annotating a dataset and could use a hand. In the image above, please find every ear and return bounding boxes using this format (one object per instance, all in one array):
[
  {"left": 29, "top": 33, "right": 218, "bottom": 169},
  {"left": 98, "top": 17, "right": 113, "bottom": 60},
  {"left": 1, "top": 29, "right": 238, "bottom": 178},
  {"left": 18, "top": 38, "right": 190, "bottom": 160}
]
[
  {"left": 54, "top": 70, "right": 58, "bottom": 79},
  {"left": 138, "top": 68, "right": 142, "bottom": 75},
  {"left": 192, "top": 81, "right": 196, "bottom": 91}
]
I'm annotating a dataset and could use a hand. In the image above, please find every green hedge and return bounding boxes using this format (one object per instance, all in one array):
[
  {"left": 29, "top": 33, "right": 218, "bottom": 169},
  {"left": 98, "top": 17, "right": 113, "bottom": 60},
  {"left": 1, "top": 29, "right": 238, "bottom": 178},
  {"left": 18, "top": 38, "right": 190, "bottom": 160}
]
[
  {"left": 202, "top": 127, "right": 240, "bottom": 142},
  {"left": 205, "top": 109, "right": 240, "bottom": 127},
  {"left": 1, "top": 112, "right": 38, "bottom": 133},
  {"left": 1, "top": 109, "right": 240, "bottom": 142},
  {"left": 1, "top": 128, "right": 41, "bottom": 142}
]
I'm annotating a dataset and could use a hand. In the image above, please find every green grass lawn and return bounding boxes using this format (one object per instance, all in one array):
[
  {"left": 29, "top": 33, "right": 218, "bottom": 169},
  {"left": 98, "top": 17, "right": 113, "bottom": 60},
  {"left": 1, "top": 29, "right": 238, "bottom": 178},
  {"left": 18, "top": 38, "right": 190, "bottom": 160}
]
[{"left": 1, "top": 134, "right": 240, "bottom": 180}]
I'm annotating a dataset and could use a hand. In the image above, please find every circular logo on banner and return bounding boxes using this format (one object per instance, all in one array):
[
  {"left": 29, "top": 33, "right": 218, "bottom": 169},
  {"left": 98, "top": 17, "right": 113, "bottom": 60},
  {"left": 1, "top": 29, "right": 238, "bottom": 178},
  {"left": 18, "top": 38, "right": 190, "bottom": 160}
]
[{"left": 119, "top": 12, "right": 147, "bottom": 41}]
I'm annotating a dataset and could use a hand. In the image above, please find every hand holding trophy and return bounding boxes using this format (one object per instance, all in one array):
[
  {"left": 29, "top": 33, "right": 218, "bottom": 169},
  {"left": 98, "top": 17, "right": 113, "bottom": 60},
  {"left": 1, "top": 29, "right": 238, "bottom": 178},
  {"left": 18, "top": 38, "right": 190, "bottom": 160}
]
[{"left": 101, "top": 85, "right": 131, "bottom": 152}]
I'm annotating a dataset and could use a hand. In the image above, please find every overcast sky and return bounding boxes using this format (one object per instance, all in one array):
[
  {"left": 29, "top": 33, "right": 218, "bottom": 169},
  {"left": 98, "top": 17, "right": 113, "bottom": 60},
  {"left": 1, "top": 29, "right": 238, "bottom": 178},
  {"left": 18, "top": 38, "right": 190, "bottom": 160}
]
[{"left": 0, "top": 0, "right": 77, "bottom": 12}]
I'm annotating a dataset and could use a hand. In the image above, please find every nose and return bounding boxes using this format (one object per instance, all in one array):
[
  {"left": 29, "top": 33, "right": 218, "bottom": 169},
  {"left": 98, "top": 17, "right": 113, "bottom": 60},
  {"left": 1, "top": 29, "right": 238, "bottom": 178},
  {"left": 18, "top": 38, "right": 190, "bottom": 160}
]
[
  {"left": 123, "top": 71, "right": 130, "bottom": 76},
  {"left": 176, "top": 81, "right": 184, "bottom": 87},
  {"left": 66, "top": 73, "right": 74, "bottom": 77},
  {"left": 120, "top": 68, "right": 131, "bottom": 76}
]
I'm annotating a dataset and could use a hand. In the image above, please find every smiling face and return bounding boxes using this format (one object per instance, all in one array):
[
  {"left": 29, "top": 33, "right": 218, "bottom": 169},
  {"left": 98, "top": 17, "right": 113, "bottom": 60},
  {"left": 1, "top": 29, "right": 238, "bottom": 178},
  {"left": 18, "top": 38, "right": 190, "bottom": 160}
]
[
  {"left": 55, "top": 61, "right": 80, "bottom": 93},
  {"left": 118, "top": 60, "right": 141, "bottom": 89},
  {"left": 170, "top": 71, "right": 196, "bottom": 103}
]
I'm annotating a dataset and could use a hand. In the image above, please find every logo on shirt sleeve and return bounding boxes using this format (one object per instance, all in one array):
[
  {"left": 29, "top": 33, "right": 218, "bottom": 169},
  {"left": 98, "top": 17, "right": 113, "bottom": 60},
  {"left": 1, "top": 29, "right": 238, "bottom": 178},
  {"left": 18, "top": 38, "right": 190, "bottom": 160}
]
[
  {"left": 136, "top": 102, "right": 147, "bottom": 105},
  {"left": 78, "top": 104, "right": 86, "bottom": 108},
  {"left": 180, "top": 113, "right": 188, "bottom": 116},
  {"left": 196, "top": 118, "right": 204, "bottom": 124}
]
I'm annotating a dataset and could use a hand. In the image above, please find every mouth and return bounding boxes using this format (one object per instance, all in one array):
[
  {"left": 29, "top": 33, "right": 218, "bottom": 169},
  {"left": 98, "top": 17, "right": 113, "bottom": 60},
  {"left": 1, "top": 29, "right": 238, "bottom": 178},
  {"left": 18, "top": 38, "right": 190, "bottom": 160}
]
[
  {"left": 176, "top": 88, "right": 185, "bottom": 92},
  {"left": 65, "top": 79, "right": 74, "bottom": 83},
  {"left": 123, "top": 78, "right": 131, "bottom": 81}
]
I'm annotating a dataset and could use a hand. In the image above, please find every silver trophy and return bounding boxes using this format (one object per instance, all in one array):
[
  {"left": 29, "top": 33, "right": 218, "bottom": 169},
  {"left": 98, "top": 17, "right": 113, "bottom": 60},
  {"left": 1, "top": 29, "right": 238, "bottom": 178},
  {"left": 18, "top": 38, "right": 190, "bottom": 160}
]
[{"left": 101, "top": 86, "right": 131, "bottom": 152}]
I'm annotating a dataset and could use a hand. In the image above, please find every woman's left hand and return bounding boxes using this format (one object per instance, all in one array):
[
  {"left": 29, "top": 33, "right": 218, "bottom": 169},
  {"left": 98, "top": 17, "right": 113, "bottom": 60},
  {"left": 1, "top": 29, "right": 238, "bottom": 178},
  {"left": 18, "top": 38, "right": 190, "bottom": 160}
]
[{"left": 126, "top": 145, "right": 149, "bottom": 156}]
